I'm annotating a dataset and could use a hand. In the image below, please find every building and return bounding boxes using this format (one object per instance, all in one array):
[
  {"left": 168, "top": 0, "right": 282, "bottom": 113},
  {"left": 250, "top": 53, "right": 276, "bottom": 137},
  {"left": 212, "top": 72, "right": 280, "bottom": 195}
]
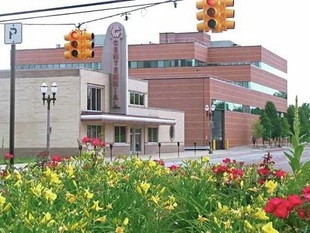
[
  {"left": 0, "top": 69, "right": 184, "bottom": 157},
  {"left": 13, "top": 30, "right": 287, "bottom": 149},
  {"left": 0, "top": 24, "right": 184, "bottom": 157}
]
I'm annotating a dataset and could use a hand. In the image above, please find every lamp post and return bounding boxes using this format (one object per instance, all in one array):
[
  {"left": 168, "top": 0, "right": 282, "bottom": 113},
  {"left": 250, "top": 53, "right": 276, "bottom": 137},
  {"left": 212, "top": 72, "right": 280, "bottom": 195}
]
[
  {"left": 205, "top": 104, "right": 215, "bottom": 154},
  {"left": 40, "top": 82, "right": 58, "bottom": 161}
]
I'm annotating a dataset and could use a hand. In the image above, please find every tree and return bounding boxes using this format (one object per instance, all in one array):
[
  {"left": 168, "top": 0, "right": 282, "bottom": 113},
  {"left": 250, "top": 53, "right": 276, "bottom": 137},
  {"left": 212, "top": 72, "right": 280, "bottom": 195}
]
[
  {"left": 260, "top": 111, "right": 272, "bottom": 145},
  {"left": 251, "top": 119, "right": 263, "bottom": 146},
  {"left": 264, "top": 101, "right": 279, "bottom": 142}
]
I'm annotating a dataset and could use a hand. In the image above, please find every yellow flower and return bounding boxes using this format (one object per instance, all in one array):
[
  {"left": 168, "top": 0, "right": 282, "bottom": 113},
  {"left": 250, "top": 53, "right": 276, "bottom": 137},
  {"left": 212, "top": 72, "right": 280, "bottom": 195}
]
[
  {"left": 1, "top": 202, "right": 12, "bottom": 213},
  {"left": 66, "top": 192, "right": 77, "bottom": 203},
  {"left": 254, "top": 208, "right": 269, "bottom": 220},
  {"left": 106, "top": 203, "right": 113, "bottom": 210},
  {"left": 0, "top": 193, "right": 6, "bottom": 206},
  {"left": 49, "top": 172, "right": 62, "bottom": 184},
  {"left": 151, "top": 195, "right": 160, "bottom": 205},
  {"left": 218, "top": 202, "right": 229, "bottom": 214},
  {"left": 66, "top": 164, "right": 75, "bottom": 178},
  {"left": 262, "top": 222, "right": 279, "bottom": 233},
  {"left": 84, "top": 189, "right": 94, "bottom": 199},
  {"left": 40, "top": 212, "right": 53, "bottom": 225},
  {"left": 115, "top": 226, "right": 124, "bottom": 233},
  {"left": 223, "top": 220, "right": 231, "bottom": 229},
  {"left": 265, "top": 180, "right": 277, "bottom": 194},
  {"left": 140, "top": 181, "right": 151, "bottom": 194},
  {"left": 91, "top": 200, "right": 103, "bottom": 211},
  {"left": 59, "top": 225, "right": 68, "bottom": 233},
  {"left": 123, "top": 217, "right": 129, "bottom": 226},
  {"left": 201, "top": 156, "right": 210, "bottom": 163},
  {"left": 31, "top": 183, "right": 44, "bottom": 197},
  {"left": 198, "top": 214, "right": 208, "bottom": 222},
  {"left": 95, "top": 215, "right": 107, "bottom": 222},
  {"left": 44, "top": 188, "right": 57, "bottom": 203},
  {"left": 244, "top": 220, "right": 254, "bottom": 230}
]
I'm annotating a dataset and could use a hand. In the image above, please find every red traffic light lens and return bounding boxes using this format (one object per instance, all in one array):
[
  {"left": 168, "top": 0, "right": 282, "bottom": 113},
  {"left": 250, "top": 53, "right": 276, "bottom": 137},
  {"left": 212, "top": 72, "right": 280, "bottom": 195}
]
[
  {"left": 71, "top": 31, "right": 79, "bottom": 39},
  {"left": 207, "top": 0, "right": 216, "bottom": 6},
  {"left": 207, "top": 8, "right": 216, "bottom": 17}
]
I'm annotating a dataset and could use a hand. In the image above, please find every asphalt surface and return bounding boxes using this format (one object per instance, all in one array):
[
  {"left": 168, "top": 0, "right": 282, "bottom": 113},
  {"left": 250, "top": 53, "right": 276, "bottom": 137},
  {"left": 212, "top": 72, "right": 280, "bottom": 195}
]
[{"left": 2, "top": 145, "right": 309, "bottom": 172}]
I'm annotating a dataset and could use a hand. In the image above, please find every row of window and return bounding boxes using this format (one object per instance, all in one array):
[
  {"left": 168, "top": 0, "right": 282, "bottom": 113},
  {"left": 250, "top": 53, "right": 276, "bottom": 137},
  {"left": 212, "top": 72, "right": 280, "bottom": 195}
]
[
  {"left": 87, "top": 86, "right": 146, "bottom": 111},
  {"left": 87, "top": 125, "right": 158, "bottom": 143}
]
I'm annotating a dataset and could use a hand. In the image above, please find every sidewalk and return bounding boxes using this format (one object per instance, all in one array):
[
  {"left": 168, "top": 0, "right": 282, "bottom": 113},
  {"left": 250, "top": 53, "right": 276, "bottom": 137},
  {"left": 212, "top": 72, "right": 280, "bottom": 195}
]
[{"left": 1, "top": 145, "right": 289, "bottom": 170}]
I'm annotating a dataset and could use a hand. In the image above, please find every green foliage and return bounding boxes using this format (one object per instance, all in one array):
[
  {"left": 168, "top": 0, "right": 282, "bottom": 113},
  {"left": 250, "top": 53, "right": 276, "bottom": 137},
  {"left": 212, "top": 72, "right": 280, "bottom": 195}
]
[
  {"left": 251, "top": 119, "right": 263, "bottom": 140},
  {"left": 283, "top": 96, "right": 310, "bottom": 179}
]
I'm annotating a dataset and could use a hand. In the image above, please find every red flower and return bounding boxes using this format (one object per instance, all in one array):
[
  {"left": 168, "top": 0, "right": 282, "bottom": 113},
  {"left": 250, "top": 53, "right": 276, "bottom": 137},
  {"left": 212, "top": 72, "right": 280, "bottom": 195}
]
[
  {"left": 273, "top": 200, "right": 291, "bottom": 219},
  {"left": 154, "top": 159, "right": 165, "bottom": 166},
  {"left": 82, "top": 136, "right": 91, "bottom": 143},
  {"left": 223, "top": 158, "right": 231, "bottom": 163},
  {"left": 287, "top": 194, "right": 303, "bottom": 207},
  {"left": 51, "top": 155, "right": 63, "bottom": 162},
  {"left": 265, "top": 197, "right": 283, "bottom": 213},
  {"left": 231, "top": 168, "right": 244, "bottom": 179},
  {"left": 275, "top": 169, "right": 286, "bottom": 179},
  {"left": 258, "top": 167, "right": 271, "bottom": 176},
  {"left": 302, "top": 186, "right": 310, "bottom": 201},
  {"left": 92, "top": 138, "right": 101, "bottom": 147},
  {"left": 4, "top": 153, "right": 13, "bottom": 160},
  {"left": 169, "top": 164, "right": 180, "bottom": 171}
]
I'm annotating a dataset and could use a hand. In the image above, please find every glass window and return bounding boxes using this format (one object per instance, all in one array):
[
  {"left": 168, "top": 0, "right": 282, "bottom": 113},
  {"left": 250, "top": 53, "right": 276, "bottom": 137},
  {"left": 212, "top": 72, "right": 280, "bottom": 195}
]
[
  {"left": 87, "top": 85, "right": 102, "bottom": 111},
  {"left": 115, "top": 126, "right": 126, "bottom": 143},
  {"left": 148, "top": 127, "right": 158, "bottom": 142},
  {"left": 130, "top": 92, "right": 145, "bottom": 106},
  {"left": 87, "top": 125, "right": 102, "bottom": 139}
]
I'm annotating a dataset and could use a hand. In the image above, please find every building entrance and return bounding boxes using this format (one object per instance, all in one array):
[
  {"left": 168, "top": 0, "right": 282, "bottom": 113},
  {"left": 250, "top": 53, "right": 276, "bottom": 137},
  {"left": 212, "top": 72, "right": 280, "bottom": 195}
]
[{"left": 130, "top": 128, "right": 142, "bottom": 154}]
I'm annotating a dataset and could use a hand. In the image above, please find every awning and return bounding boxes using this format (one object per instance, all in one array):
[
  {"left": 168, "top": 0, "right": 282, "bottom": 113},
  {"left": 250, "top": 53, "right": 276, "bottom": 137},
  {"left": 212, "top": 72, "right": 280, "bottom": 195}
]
[{"left": 80, "top": 114, "right": 176, "bottom": 125}]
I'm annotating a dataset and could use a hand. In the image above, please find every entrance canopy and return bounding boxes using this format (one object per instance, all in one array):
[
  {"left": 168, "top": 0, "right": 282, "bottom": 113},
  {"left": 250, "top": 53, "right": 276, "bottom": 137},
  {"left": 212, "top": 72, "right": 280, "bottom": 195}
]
[{"left": 81, "top": 112, "right": 176, "bottom": 125}]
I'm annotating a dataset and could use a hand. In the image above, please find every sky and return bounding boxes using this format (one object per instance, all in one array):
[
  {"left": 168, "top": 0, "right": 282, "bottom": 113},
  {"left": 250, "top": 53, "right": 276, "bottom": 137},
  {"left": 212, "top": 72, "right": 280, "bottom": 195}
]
[{"left": 0, "top": 0, "right": 308, "bottom": 106}]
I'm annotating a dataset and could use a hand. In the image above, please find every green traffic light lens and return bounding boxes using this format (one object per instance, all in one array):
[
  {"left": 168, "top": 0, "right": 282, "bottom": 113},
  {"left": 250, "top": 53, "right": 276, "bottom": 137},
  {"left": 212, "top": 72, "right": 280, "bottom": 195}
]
[
  {"left": 72, "top": 50, "right": 78, "bottom": 57},
  {"left": 208, "top": 19, "right": 216, "bottom": 28}
]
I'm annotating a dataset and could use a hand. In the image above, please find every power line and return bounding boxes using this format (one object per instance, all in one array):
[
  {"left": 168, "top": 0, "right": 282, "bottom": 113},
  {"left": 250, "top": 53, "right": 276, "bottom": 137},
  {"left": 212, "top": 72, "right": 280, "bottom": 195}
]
[
  {"left": 0, "top": 0, "right": 183, "bottom": 27},
  {"left": 0, "top": 0, "right": 134, "bottom": 18}
]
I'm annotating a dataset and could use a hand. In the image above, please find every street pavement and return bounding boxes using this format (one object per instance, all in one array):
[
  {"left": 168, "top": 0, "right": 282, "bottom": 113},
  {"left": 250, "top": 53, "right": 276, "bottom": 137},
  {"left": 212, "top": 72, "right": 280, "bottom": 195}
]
[{"left": 2, "top": 145, "right": 308, "bottom": 172}]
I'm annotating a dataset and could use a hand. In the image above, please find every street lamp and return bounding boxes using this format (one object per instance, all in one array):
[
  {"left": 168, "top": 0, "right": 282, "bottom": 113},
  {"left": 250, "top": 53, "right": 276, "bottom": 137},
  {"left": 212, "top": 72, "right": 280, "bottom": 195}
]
[
  {"left": 205, "top": 104, "right": 215, "bottom": 154},
  {"left": 40, "top": 82, "right": 58, "bottom": 161}
]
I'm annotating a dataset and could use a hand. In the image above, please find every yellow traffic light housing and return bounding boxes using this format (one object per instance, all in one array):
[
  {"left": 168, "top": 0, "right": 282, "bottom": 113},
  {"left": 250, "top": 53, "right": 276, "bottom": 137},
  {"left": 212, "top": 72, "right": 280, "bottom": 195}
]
[
  {"left": 196, "top": 0, "right": 235, "bottom": 33},
  {"left": 64, "top": 29, "right": 95, "bottom": 60},
  {"left": 82, "top": 32, "right": 95, "bottom": 59},
  {"left": 196, "top": 0, "right": 207, "bottom": 32},
  {"left": 220, "top": 0, "right": 235, "bottom": 31},
  {"left": 64, "top": 29, "right": 82, "bottom": 59}
]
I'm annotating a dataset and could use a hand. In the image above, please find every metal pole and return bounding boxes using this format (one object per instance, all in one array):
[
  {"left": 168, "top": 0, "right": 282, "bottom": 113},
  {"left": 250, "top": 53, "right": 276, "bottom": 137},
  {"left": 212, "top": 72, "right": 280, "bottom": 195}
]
[
  {"left": 9, "top": 44, "right": 16, "bottom": 166},
  {"left": 209, "top": 113, "right": 213, "bottom": 154},
  {"left": 46, "top": 97, "right": 51, "bottom": 161}
]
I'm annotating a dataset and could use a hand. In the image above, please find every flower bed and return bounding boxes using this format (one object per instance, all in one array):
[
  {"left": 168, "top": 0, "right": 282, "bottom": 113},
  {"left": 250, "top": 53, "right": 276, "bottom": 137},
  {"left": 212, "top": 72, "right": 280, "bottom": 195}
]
[{"left": 1, "top": 141, "right": 309, "bottom": 233}]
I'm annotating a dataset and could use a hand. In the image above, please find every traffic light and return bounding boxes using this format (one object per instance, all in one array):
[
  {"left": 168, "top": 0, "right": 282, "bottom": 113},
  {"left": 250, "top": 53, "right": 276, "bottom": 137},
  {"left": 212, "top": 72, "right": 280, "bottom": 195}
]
[
  {"left": 196, "top": 0, "right": 235, "bottom": 33},
  {"left": 196, "top": 0, "right": 207, "bottom": 32},
  {"left": 64, "top": 29, "right": 83, "bottom": 59},
  {"left": 81, "top": 31, "right": 94, "bottom": 59},
  {"left": 196, "top": 0, "right": 221, "bottom": 32},
  {"left": 219, "top": 0, "right": 235, "bottom": 31}
]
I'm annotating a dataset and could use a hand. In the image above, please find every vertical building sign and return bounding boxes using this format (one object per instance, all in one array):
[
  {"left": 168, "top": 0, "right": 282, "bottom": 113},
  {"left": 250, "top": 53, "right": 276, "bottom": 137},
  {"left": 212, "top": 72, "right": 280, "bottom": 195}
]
[{"left": 102, "top": 22, "right": 128, "bottom": 114}]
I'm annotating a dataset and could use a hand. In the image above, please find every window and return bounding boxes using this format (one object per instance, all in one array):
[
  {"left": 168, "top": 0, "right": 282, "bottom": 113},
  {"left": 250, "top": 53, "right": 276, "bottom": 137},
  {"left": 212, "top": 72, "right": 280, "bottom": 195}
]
[
  {"left": 130, "top": 92, "right": 145, "bottom": 106},
  {"left": 87, "top": 85, "right": 102, "bottom": 111},
  {"left": 115, "top": 126, "right": 126, "bottom": 143},
  {"left": 87, "top": 125, "right": 102, "bottom": 139},
  {"left": 148, "top": 127, "right": 158, "bottom": 142}
]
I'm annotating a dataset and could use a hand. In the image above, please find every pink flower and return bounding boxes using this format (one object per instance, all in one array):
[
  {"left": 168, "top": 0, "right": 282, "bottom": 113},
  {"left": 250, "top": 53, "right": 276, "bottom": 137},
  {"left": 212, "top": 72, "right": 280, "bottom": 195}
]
[
  {"left": 4, "top": 153, "right": 13, "bottom": 160},
  {"left": 92, "top": 138, "right": 101, "bottom": 147},
  {"left": 82, "top": 136, "right": 91, "bottom": 143}
]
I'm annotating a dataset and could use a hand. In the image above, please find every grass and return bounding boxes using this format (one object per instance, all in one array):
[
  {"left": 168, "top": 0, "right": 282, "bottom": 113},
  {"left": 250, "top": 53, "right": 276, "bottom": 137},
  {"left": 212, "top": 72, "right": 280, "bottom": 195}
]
[{"left": 0, "top": 156, "right": 36, "bottom": 165}]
